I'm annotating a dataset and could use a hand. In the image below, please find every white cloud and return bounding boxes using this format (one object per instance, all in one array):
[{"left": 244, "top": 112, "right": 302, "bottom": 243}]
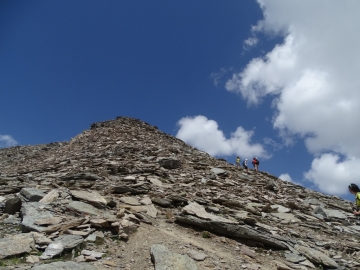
[
  {"left": 243, "top": 37, "right": 258, "bottom": 50},
  {"left": 176, "top": 115, "right": 268, "bottom": 159},
  {"left": 225, "top": 0, "right": 360, "bottom": 195},
  {"left": 0, "top": 135, "right": 18, "bottom": 148},
  {"left": 304, "top": 154, "right": 360, "bottom": 196},
  {"left": 278, "top": 173, "right": 292, "bottom": 182}
]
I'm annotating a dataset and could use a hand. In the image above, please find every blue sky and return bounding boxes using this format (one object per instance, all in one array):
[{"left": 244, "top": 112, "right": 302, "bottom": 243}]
[{"left": 1, "top": 1, "right": 359, "bottom": 200}]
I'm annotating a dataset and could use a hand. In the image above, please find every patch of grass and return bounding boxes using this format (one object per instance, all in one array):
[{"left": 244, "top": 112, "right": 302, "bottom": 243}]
[
  {"left": 202, "top": 231, "right": 211, "bottom": 238},
  {"left": 94, "top": 237, "right": 105, "bottom": 246},
  {"left": 0, "top": 256, "right": 25, "bottom": 266}
]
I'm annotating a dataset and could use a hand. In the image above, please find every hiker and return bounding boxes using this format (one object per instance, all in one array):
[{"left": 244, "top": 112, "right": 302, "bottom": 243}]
[
  {"left": 252, "top": 157, "right": 259, "bottom": 173},
  {"left": 349, "top": 183, "right": 360, "bottom": 215},
  {"left": 242, "top": 158, "right": 248, "bottom": 173},
  {"left": 236, "top": 156, "right": 241, "bottom": 168}
]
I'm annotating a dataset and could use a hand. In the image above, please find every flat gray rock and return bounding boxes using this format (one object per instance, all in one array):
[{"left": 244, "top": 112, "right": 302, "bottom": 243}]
[
  {"left": 148, "top": 177, "right": 163, "bottom": 187},
  {"left": 183, "top": 202, "right": 238, "bottom": 224},
  {"left": 70, "top": 190, "right": 107, "bottom": 209},
  {"left": 295, "top": 245, "right": 339, "bottom": 269},
  {"left": 151, "top": 244, "right": 198, "bottom": 270},
  {"left": 120, "top": 196, "right": 141, "bottom": 206},
  {"left": 187, "top": 249, "right": 207, "bottom": 261},
  {"left": 40, "top": 235, "right": 84, "bottom": 259},
  {"left": 31, "top": 261, "right": 97, "bottom": 270},
  {"left": 285, "top": 253, "right": 306, "bottom": 263},
  {"left": 270, "top": 212, "right": 301, "bottom": 223},
  {"left": 210, "top": 168, "right": 226, "bottom": 175},
  {"left": 20, "top": 188, "right": 46, "bottom": 202},
  {"left": 323, "top": 209, "right": 347, "bottom": 219},
  {"left": 67, "top": 201, "right": 115, "bottom": 219},
  {"left": 176, "top": 214, "right": 288, "bottom": 249},
  {"left": 21, "top": 202, "right": 54, "bottom": 232},
  {"left": 0, "top": 233, "right": 35, "bottom": 259},
  {"left": 271, "top": 204, "right": 291, "bottom": 213}
]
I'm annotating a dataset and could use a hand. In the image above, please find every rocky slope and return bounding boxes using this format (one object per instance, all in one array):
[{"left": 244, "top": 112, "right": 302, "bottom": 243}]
[{"left": 0, "top": 116, "right": 359, "bottom": 270}]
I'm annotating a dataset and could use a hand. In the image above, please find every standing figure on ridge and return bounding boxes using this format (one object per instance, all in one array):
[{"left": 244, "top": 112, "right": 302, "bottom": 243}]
[
  {"left": 236, "top": 156, "right": 241, "bottom": 168},
  {"left": 252, "top": 157, "right": 259, "bottom": 173},
  {"left": 242, "top": 158, "right": 248, "bottom": 173},
  {"left": 349, "top": 183, "right": 360, "bottom": 216}
]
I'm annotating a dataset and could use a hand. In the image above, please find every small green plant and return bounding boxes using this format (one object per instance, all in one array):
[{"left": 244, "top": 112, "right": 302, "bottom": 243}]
[
  {"left": 0, "top": 256, "right": 24, "bottom": 266},
  {"left": 94, "top": 237, "right": 105, "bottom": 246},
  {"left": 202, "top": 231, "right": 211, "bottom": 238}
]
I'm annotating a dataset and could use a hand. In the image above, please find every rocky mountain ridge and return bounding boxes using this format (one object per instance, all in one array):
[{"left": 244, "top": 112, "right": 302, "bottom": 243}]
[{"left": 0, "top": 116, "right": 359, "bottom": 270}]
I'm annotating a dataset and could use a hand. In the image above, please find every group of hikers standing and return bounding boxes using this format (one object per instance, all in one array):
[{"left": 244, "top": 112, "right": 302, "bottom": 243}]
[{"left": 235, "top": 156, "right": 259, "bottom": 173}]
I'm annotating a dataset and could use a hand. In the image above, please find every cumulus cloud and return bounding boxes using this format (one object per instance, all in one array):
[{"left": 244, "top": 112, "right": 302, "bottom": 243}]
[
  {"left": 225, "top": 0, "right": 360, "bottom": 195},
  {"left": 0, "top": 135, "right": 18, "bottom": 148},
  {"left": 176, "top": 115, "right": 268, "bottom": 159},
  {"left": 304, "top": 154, "right": 360, "bottom": 196},
  {"left": 278, "top": 173, "right": 292, "bottom": 182}
]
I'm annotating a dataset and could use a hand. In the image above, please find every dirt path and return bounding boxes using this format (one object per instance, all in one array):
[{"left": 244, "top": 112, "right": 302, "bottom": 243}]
[{"left": 93, "top": 216, "right": 283, "bottom": 270}]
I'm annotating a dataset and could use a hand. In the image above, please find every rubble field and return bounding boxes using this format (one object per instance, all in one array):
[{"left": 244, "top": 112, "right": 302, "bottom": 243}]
[{"left": 0, "top": 116, "right": 359, "bottom": 270}]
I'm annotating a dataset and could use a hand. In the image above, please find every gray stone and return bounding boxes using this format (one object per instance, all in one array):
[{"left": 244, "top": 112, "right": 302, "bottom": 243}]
[
  {"left": 176, "top": 214, "right": 288, "bottom": 249},
  {"left": 303, "top": 198, "right": 325, "bottom": 207},
  {"left": 85, "top": 233, "right": 97, "bottom": 242},
  {"left": 31, "top": 261, "right": 97, "bottom": 270},
  {"left": 285, "top": 253, "right": 306, "bottom": 263},
  {"left": 148, "top": 177, "right": 163, "bottom": 186},
  {"left": 323, "top": 209, "right": 347, "bottom": 219},
  {"left": 270, "top": 212, "right": 301, "bottom": 223},
  {"left": 20, "top": 188, "right": 46, "bottom": 202},
  {"left": 113, "top": 185, "right": 150, "bottom": 194},
  {"left": 70, "top": 190, "right": 107, "bottom": 209},
  {"left": 295, "top": 245, "right": 339, "bottom": 269},
  {"left": 61, "top": 172, "right": 102, "bottom": 181},
  {"left": 210, "top": 168, "right": 226, "bottom": 175},
  {"left": 313, "top": 206, "right": 328, "bottom": 218},
  {"left": 146, "top": 204, "right": 158, "bottom": 218},
  {"left": 0, "top": 233, "right": 35, "bottom": 259},
  {"left": 152, "top": 197, "right": 173, "bottom": 208},
  {"left": 26, "top": 255, "right": 40, "bottom": 264},
  {"left": 29, "top": 232, "right": 52, "bottom": 245},
  {"left": 67, "top": 201, "right": 116, "bottom": 220},
  {"left": 271, "top": 204, "right": 291, "bottom": 213},
  {"left": 81, "top": 249, "right": 104, "bottom": 258},
  {"left": 123, "top": 175, "right": 136, "bottom": 181},
  {"left": 120, "top": 196, "right": 141, "bottom": 206},
  {"left": 39, "top": 189, "right": 59, "bottom": 204},
  {"left": 183, "top": 202, "right": 238, "bottom": 224},
  {"left": 157, "top": 158, "right": 181, "bottom": 169},
  {"left": 187, "top": 249, "right": 207, "bottom": 261},
  {"left": 151, "top": 244, "right": 198, "bottom": 270},
  {"left": 205, "top": 206, "right": 220, "bottom": 213},
  {"left": 4, "top": 197, "right": 22, "bottom": 214},
  {"left": 21, "top": 202, "right": 54, "bottom": 232},
  {"left": 40, "top": 235, "right": 84, "bottom": 259},
  {"left": 140, "top": 196, "right": 152, "bottom": 205}
]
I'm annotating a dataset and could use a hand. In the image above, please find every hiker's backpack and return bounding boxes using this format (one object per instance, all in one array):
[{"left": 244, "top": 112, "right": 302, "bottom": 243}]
[{"left": 255, "top": 158, "right": 259, "bottom": 165}]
